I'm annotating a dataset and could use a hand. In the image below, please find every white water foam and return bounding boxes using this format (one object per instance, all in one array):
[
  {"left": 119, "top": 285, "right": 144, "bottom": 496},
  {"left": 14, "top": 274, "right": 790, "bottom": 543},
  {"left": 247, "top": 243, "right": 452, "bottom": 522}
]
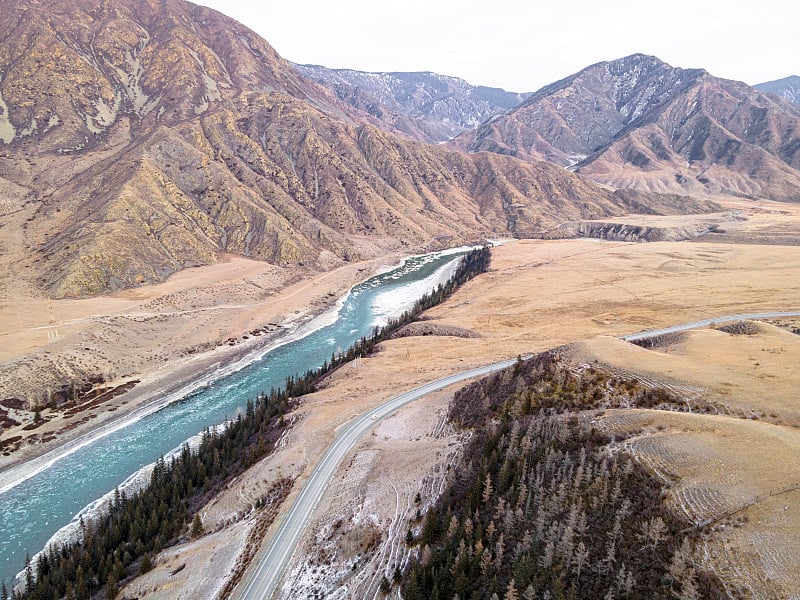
[
  {"left": 3, "top": 247, "right": 478, "bottom": 581},
  {"left": 0, "top": 287, "right": 360, "bottom": 497},
  {"left": 371, "top": 244, "right": 480, "bottom": 278},
  {"left": 15, "top": 424, "right": 228, "bottom": 588}
]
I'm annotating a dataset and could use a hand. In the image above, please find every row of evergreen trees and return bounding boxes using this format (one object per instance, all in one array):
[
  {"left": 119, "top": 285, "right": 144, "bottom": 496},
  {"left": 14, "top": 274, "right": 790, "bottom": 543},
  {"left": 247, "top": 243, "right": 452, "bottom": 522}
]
[
  {"left": 287, "top": 245, "right": 492, "bottom": 395},
  {"left": 4, "top": 246, "right": 491, "bottom": 600},
  {"left": 7, "top": 391, "right": 290, "bottom": 600},
  {"left": 451, "top": 352, "right": 688, "bottom": 430},
  {"left": 401, "top": 354, "right": 727, "bottom": 600}
]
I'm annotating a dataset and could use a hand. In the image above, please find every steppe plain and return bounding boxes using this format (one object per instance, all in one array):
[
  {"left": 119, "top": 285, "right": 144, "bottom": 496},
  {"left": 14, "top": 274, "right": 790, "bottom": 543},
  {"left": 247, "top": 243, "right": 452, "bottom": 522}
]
[{"left": 3, "top": 197, "right": 800, "bottom": 598}]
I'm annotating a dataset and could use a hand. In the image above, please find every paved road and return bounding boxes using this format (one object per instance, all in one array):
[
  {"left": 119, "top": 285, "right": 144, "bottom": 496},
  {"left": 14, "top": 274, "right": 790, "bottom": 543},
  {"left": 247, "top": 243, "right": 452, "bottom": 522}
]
[
  {"left": 621, "top": 311, "right": 800, "bottom": 341},
  {"left": 235, "top": 310, "right": 800, "bottom": 598},
  {"left": 234, "top": 358, "right": 519, "bottom": 600}
]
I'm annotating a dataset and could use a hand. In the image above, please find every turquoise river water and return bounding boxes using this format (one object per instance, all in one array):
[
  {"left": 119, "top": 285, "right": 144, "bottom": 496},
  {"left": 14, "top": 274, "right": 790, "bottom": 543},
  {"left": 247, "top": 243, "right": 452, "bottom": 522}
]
[{"left": 0, "top": 249, "right": 467, "bottom": 585}]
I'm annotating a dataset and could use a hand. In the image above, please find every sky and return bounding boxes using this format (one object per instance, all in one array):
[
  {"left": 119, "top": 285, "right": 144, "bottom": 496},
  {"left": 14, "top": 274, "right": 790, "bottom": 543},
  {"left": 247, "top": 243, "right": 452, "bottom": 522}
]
[{"left": 194, "top": 0, "right": 797, "bottom": 93}]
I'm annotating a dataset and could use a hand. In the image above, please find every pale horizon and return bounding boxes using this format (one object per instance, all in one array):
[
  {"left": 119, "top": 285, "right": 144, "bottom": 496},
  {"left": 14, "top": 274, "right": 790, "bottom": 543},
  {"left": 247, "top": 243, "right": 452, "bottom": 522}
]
[{"left": 194, "top": 0, "right": 797, "bottom": 93}]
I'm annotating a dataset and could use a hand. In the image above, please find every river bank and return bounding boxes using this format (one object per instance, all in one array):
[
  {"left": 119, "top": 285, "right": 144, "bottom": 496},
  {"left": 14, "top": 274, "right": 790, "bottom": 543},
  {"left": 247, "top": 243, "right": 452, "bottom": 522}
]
[
  {"left": 0, "top": 247, "right": 473, "bottom": 586},
  {"left": 0, "top": 253, "right": 406, "bottom": 487},
  {"left": 7, "top": 247, "right": 473, "bottom": 590}
]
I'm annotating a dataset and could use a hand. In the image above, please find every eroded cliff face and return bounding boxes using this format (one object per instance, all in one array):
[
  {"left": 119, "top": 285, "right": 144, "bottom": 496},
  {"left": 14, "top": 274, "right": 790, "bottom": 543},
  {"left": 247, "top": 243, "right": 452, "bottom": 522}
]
[
  {"left": 458, "top": 54, "right": 800, "bottom": 202},
  {"left": 27, "top": 92, "right": 653, "bottom": 298},
  {"left": 0, "top": 0, "right": 328, "bottom": 151},
  {"left": 542, "top": 221, "right": 707, "bottom": 243}
]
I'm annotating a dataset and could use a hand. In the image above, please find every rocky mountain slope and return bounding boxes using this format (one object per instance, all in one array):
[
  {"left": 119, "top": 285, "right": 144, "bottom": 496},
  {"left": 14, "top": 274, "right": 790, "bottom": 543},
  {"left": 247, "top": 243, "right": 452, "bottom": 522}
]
[
  {"left": 293, "top": 65, "right": 529, "bottom": 143},
  {"left": 0, "top": 0, "right": 694, "bottom": 299},
  {"left": 756, "top": 75, "right": 800, "bottom": 105},
  {"left": 0, "top": 0, "right": 343, "bottom": 151},
  {"left": 457, "top": 54, "right": 800, "bottom": 201}
]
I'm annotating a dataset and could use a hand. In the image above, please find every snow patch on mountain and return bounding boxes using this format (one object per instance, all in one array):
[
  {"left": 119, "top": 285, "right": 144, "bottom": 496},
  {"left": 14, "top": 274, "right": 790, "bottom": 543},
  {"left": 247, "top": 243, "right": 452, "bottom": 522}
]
[{"left": 293, "top": 64, "right": 530, "bottom": 142}]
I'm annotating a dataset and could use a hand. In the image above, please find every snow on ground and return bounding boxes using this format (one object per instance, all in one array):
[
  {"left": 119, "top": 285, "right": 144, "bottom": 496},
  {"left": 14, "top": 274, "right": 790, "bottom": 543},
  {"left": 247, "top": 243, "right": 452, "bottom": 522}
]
[
  {"left": 280, "top": 387, "right": 465, "bottom": 599},
  {"left": 123, "top": 519, "right": 251, "bottom": 600},
  {"left": 370, "top": 257, "right": 461, "bottom": 327}
]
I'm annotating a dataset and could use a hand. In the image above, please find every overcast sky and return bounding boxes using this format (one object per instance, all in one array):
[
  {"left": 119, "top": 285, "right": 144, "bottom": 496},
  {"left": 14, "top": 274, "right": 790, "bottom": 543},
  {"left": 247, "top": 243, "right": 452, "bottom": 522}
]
[{"left": 195, "top": 0, "right": 797, "bottom": 93}]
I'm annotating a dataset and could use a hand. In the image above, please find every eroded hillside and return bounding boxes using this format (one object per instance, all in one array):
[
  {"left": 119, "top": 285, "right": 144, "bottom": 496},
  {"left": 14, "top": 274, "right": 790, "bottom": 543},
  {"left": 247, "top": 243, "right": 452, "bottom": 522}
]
[
  {"left": 458, "top": 54, "right": 800, "bottom": 201},
  {"left": 0, "top": 1, "right": 715, "bottom": 300}
]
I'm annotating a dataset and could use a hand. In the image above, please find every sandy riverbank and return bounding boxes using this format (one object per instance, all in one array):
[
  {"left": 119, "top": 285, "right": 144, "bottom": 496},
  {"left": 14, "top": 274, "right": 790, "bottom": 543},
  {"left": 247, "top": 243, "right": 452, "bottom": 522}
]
[
  {"left": 0, "top": 251, "right": 413, "bottom": 481},
  {"left": 0, "top": 244, "right": 471, "bottom": 495}
]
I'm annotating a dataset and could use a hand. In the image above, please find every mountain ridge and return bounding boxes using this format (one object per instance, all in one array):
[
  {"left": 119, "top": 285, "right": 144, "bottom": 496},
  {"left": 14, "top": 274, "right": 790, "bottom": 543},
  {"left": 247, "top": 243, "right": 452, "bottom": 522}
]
[
  {"left": 0, "top": 0, "right": 707, "bottom": 299},
  {"left": 293, "top": 64, "right": 530, "bottom": 143},
  {"left": 456, "top": 54, "right": 800, "bottom": 201},
  {"left": 756, "top": 75, "right": 800, "bottom": 105}
]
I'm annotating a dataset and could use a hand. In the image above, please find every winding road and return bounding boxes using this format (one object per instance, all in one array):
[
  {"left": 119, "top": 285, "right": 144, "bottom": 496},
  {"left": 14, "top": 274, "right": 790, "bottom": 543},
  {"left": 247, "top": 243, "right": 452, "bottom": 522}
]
[
  {"left": 235, "top": 309, "right": 800, "bottom": 599},
  {"left": 233, "top": 358, "right": 519, "bottom": 600},
  {"left": 621, "top": 311, "right": 800, "bottom": 341}
]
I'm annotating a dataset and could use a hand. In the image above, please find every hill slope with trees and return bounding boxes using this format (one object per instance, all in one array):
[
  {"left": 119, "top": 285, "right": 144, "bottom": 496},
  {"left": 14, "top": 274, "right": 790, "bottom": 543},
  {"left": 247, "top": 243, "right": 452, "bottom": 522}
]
[{"left": 401, "top": 353, "right": 726, "bottom": 600}]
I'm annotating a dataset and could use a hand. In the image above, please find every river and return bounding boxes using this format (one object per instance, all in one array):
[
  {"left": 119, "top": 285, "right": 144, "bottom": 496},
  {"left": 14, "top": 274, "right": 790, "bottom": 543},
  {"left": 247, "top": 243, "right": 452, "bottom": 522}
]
[{"left": 0, "top": 248, "right": 468, "bottom": 585}]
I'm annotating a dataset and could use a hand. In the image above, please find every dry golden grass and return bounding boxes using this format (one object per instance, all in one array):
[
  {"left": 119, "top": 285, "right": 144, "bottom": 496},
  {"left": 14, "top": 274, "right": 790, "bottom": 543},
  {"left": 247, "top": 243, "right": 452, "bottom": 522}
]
[
  {"left": 570, "top": 325, "right": 800, "bottom": 598},
  {"left": 599, "top": 408, "right": 800, "bottom": 597},
  {"left": 10, "top": 198, "right": 800, "bottom": 597},
  {"left": 575, "top": 324, "right": 800, "bottom": 424},
  {"left": 281, "top": 215, "right": 800, "bottom": 599}
]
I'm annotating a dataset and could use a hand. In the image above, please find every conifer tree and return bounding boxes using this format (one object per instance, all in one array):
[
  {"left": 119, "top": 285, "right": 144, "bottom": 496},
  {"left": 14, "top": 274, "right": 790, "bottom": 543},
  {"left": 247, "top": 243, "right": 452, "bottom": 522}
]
[{"left": 191, "top": 513, "right": 204, "bottom": 538}]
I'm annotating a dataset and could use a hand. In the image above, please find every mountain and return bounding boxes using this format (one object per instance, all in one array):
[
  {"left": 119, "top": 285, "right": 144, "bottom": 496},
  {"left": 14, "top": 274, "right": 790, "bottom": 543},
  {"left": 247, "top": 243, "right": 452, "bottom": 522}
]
[
  {"left": 0, "top": 0, "right": 346, "bottom": 151},
  {"left": 293, "top": 65, "right": 529, "bottom": 143},
  {"left": 756, "top": 76, "right": 800, "bottom": 105},
  {"left": 0, "top": 0, "right": 689, "bottom": 299},
  {"left": 457, "top": 54, "right": 800, "bottom": 201}
]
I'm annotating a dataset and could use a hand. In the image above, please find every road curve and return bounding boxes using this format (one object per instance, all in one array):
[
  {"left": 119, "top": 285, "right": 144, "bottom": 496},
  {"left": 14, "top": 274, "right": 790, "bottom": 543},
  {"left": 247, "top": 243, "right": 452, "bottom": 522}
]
[
  {"left": 234, "top": 358, "right": 519, "bottom": 600},
  {"left": 235, "top": 310, "right": 800, "bottom": 598},
  {"left": 621, "top": 311, "right": 800, "bottom": 341}
]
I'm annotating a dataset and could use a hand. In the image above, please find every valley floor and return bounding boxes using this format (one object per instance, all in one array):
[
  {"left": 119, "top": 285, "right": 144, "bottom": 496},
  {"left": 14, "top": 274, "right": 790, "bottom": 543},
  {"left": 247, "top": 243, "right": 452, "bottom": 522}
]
[
  {"left": 3, "top": 197, "right": 800, "bottom": 598},
  {"left": 0, "top": 251, "right": 405, "bottom": 475},
  {"left": 119, "top": 199, "right": 800, "bottom": 599}
]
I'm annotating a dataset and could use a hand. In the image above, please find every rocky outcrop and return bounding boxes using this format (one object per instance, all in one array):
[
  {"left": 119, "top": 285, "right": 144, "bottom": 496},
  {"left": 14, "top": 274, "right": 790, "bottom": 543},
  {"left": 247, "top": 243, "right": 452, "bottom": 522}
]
[
  {"left": 0, "top": 0, "right": 338, "bottom": 152},
  {"left": 541, "top": 220, "right": 713, "bottom": 243}
]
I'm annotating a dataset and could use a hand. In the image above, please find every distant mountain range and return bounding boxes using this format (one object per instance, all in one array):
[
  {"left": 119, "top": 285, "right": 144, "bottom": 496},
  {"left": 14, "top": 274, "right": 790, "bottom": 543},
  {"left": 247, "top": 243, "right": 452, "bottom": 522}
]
[
  {"left": 1, "top": 0, "right": 693, "bottom": 298},
  {"left": 756, "top": 76, "right": 800, "bottom": 105},
  {"left": 293, "top": 65, "right": 529, "bottom": 143},
  {"left": 303, "top": 56, "right": 800, "bottom": 202},
  {"left": 455, "top": 54, "right": 800, "bottom": 201},
  {"left": 3, "top": 0, "right": 793, "bottom": 300}
]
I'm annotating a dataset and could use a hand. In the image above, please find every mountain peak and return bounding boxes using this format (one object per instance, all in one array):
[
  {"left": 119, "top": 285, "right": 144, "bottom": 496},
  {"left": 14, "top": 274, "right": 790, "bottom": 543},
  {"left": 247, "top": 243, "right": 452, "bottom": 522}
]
[
  {"left": 293, "top": 64, "right": 530, "bottom": 143},
  {"left": 2, "top": 0, "right": 678, "bottom": 299},
  {"left": 462, "top": 54, "right": 800, "bottom": 201}
]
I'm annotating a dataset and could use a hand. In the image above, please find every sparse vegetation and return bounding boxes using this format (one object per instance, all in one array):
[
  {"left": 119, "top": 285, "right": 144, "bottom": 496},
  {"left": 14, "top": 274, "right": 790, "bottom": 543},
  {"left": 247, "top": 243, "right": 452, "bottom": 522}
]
[
  {"left": 451, "top": 352, "right": 695, "bottom": 430},
  {"left": 401, "top": 355, "right": 728, "bottom": 599},
  {"left": 716, "top": 321, "right": 759, "bottom": 336},
  {"left": 5, "top": 248, "right": 491, "bottom": 599}
]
